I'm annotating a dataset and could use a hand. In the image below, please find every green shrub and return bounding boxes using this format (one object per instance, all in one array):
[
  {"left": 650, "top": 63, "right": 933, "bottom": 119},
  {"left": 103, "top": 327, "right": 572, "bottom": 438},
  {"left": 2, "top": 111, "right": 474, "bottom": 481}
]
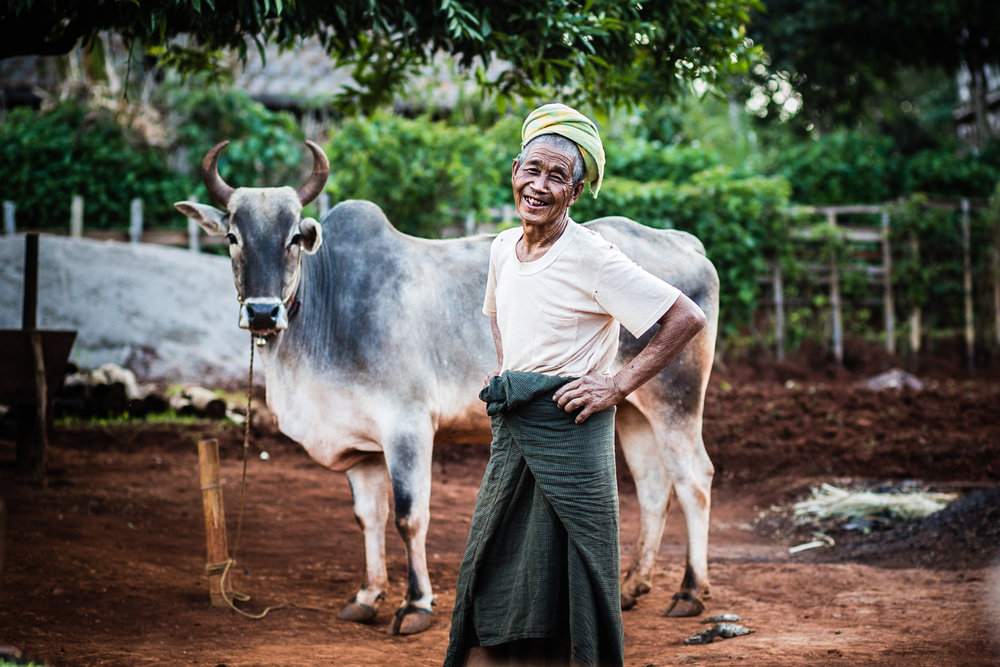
[
  {"left": 0, "top": 103, "right": 187, "bottom": 230},
  {"left": 903, "top": 147, "right": 1000, "bottom": 198},
  {"left": 322, "top": 112, "right": 512, "bottom": 237},
  {"left": 164, "top": 83, "right": 307, "bottom": 195},
  {"left": 605, "top": 137, "right": 721, "bottom": 184},
  {"left": 768, "top": 129, "right": 901, "bottom": 204}
]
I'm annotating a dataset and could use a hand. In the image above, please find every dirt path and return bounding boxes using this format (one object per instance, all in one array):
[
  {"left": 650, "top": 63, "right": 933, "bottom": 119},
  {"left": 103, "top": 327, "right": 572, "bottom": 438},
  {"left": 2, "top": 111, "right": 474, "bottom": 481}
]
[{"left": 2, "top": 369, "right": 999, "bottom": 666}]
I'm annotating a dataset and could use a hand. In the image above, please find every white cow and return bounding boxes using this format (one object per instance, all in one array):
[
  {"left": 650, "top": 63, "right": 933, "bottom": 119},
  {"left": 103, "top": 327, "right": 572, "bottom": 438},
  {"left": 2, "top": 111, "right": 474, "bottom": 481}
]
[{"left": 175, "top": 141, "right": 719, "bottom": 634}]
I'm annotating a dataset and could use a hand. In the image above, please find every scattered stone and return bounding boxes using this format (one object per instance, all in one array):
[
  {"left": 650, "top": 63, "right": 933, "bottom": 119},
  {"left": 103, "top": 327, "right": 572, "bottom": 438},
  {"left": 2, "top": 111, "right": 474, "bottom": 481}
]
[
  {"left": 855, "top": 368, "right": 924, "bottom": 391},
  {"left": 701, "top": 613, "right": 742, "bottom": 624},
  {"left": 684, "top": 622, "right": 754, "bottom": 645}
]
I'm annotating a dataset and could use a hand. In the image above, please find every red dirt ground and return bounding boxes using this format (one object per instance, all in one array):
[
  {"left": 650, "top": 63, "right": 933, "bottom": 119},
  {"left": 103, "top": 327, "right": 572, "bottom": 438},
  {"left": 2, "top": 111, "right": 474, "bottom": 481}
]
[{"left": 1, "top": 359, "right": 999, "bottom": 666}]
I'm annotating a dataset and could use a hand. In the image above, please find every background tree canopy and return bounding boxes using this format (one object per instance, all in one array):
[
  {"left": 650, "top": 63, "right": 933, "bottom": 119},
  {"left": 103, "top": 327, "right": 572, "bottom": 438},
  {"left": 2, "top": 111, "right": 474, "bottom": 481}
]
[
  {"left": 1, "top": 0, "right": 762, "bottom": 112},
  {"left": 747, "top": 0, "right": 1000, "bottom": 135}
]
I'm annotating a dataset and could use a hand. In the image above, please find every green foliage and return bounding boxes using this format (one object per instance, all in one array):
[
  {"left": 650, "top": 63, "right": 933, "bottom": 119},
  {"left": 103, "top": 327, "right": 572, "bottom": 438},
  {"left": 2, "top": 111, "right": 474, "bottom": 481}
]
[
  {"left": 903, "top": 145, "right": 1000, "bottom": 198},
  {"left": 764, "top": 129, "right": 1000, "bottom": 204},
  {"left": 2, "top": 0, "right": 762, "bottom": 113},
  {"left": 767, "top": 130, "right": 901, "bottom": 204},
  {"left": 747, "top": 0, "right": 1000, "bottom": 133},
  {"left": 322, "top": 112, "right": 513, "bottom": 237},
  {"left": 55, "top": 411, "right": 220, "bottom": 427},
  {"left": 163, "top": 81, "right": 307, "bottom": 196},
  {"left": 605, "top": 138, "right": 721, "bottom": 184},
  {"left": 0, "top": 102, "right": 187, "bottom": 230},
  {"left": 889, "top": 195, "right": 996, "bottom": 335}
]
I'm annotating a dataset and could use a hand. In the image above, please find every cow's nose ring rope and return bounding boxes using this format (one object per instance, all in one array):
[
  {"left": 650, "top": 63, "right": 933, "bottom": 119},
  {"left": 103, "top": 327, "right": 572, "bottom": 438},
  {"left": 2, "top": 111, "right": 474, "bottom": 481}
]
[{"left": 209, "top": 334, "right": 330, "bottom": 619}]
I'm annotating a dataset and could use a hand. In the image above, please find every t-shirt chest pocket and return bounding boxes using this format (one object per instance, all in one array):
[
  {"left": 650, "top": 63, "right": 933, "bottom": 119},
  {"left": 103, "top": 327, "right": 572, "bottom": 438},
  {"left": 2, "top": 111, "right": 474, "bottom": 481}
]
[{"left": 531, "top": 311, "right": 578, "bottom": 358}]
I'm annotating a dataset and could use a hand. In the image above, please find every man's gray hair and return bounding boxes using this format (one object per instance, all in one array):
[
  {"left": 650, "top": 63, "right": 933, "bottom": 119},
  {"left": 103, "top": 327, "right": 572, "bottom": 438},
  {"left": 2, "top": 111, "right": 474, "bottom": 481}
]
[{"left": 519, "top": 134, "right": 585, "bottom": 184}]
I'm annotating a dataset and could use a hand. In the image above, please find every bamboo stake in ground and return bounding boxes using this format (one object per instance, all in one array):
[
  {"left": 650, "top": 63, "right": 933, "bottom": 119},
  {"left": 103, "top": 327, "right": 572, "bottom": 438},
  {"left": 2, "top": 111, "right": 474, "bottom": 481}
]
[{"left": 197, "top": 438, "right": 230, "bottom": 607}]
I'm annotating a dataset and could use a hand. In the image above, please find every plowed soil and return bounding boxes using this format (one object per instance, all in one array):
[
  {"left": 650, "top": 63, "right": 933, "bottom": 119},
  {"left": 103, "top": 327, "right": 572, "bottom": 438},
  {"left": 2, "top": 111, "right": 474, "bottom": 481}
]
[{"left": 2, "top": 360, "right": 999, "bottom": 666}]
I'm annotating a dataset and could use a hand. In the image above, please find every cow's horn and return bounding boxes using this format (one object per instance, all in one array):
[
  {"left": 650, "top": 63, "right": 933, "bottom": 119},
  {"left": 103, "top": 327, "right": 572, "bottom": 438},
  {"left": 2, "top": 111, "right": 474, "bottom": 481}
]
[
  {"left": 201, "top": 141, "right": 236, "bottom": 206},
  {"left": 296, "top": 140, "right": 330, "bottom": 206}
]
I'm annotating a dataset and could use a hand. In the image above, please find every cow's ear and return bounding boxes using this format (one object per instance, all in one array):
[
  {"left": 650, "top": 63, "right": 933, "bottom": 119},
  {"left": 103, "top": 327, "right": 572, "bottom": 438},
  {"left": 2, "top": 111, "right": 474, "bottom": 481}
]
[
  {"left": 173, "top": 201, "right": 228, "bottom": 236},
  {"left": 298, "top": 217, "right": 323, "bottom": 255}
]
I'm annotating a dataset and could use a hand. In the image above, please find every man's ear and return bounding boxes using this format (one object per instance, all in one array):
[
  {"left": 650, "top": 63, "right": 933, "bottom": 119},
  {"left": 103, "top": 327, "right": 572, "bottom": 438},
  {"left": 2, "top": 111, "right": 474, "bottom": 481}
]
[
  {"left": 511, "top": 159, "right": 520, "bottom": 183},
  {"left": 174, "top": 201, "right": 228, "bottom": 236},
  {"left": 568, "top": 180, "right": 585, "bottom": 207},
  {"left": 298, "top": 217, "right": 323, "bottom": 254}
]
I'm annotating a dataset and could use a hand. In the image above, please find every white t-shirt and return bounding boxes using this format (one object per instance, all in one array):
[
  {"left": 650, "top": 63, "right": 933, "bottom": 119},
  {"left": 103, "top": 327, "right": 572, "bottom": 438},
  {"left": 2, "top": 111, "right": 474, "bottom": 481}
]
[{"left": 482, "top": 220, "right": 681, "bottom": 378}]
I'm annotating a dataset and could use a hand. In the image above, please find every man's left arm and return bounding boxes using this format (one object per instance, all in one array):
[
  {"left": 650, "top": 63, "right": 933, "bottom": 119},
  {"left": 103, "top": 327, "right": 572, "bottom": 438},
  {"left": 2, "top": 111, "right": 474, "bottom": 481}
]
[{"left": 553, "top": 293, "right": 706, "bottom": 424}]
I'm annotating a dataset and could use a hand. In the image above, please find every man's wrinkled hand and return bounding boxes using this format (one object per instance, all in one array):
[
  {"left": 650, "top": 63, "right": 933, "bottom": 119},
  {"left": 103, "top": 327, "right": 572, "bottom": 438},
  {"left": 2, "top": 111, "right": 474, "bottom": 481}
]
[
  {"left": 483, "top": 366, "right": 502, "bottom": 387},
  {"left": 553, "top": 375, "right": 623, "bottom": 424}
]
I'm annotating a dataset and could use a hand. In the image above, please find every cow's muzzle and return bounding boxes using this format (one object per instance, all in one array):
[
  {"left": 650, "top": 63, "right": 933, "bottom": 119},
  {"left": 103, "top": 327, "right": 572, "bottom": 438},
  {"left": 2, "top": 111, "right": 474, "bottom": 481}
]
[{"left": 239, "top": 298, "right": 289, "bottom": 334}]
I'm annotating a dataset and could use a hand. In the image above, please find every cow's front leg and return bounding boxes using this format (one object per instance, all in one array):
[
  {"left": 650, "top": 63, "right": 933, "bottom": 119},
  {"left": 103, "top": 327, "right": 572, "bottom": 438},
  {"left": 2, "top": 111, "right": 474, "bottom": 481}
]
[
  {"left": 339, "top": 454, "right": 390, "bottom": 623},
  {"left": 384, "top": 430, "right": 435, "bottom": 635}
]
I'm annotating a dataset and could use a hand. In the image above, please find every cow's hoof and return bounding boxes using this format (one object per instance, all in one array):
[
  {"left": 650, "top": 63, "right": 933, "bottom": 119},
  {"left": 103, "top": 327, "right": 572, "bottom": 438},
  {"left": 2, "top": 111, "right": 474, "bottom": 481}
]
[
  {"left": 338, "top": 600, "right": 378, "bottom": 623},
  {"left": 390, "top": 605, "right": 434, "bottom": 635},
  {"left": 664, "top": 591, "right": 705, "bottom": 618},
  {"left": 621, "top": 579, "right": 650, "bottom": 610}
]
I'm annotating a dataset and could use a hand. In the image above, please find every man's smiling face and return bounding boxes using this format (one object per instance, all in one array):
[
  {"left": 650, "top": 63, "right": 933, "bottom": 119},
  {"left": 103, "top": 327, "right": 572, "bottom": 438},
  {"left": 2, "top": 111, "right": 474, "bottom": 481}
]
[{"left": 511, "top": 141, "right": 584, "bottom": 233}]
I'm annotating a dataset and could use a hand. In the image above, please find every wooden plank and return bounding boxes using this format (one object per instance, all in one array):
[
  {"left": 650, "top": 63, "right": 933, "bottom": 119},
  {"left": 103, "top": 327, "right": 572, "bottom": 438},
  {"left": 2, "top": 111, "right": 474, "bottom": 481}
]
[{"left": 787, "top": 204, "right": 884, "bottom": 216}]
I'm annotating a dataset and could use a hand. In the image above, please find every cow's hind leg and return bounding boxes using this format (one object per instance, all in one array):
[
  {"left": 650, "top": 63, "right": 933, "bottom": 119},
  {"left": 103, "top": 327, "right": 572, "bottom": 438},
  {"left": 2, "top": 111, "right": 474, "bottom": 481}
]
[
  {"left": 617, "top": 402, "right": 672, "bottom": 610},
  {"left": 655, "top": 414, "right": 713, "bottom": 617},
  {"left": 339, "top": 454, "right": 390, "bottom": 623},
  {"left": 618, "top": 399, "right": 714, "bottom": 617},
  {"left": 385, "top": 429, "right": 435, "bottom": 635}
]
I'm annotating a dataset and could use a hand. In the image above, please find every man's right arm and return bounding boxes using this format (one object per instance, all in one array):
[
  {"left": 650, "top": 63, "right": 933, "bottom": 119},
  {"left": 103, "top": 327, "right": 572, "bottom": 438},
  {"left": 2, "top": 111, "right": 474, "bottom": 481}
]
[{"left": 485, "top": 316, "right": 503, "bottom": 385}]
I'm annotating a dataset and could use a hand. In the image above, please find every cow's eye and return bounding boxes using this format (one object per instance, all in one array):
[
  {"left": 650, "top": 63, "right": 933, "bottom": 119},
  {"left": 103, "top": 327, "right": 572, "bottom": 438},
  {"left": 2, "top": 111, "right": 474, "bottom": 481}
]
[
  {"left": 225, "top": 233, "right": 238, "bottom": 245},
  {"left": 288, "top": 233, "right": 302, "bottom": 247}
]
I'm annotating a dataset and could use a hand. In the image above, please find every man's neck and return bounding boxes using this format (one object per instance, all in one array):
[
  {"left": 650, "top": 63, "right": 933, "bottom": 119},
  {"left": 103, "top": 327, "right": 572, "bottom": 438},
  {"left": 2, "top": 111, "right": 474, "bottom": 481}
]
[{"left": 517, "top": 216, "right": 571, "bottom": 262}]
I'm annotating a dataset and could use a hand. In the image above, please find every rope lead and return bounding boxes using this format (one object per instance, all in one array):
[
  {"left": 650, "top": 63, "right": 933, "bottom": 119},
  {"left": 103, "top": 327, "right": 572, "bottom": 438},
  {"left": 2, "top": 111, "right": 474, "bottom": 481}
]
[{"left": 211, "top": 333, "right": 330, "bottom": 619}]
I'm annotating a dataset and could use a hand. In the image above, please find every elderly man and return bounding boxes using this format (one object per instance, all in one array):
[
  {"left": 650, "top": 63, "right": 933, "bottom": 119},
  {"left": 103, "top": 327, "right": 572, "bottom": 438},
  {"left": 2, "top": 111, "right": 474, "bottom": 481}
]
[{"left": 444, "top": 104, "right": 707, "bottom": 667}]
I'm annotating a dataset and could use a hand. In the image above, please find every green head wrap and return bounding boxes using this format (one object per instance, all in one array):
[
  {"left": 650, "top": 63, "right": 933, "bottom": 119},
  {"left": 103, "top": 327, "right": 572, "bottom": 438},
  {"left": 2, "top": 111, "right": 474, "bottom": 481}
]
[{"left": 521, "top": 103, "right": 606, "bottom": 197}]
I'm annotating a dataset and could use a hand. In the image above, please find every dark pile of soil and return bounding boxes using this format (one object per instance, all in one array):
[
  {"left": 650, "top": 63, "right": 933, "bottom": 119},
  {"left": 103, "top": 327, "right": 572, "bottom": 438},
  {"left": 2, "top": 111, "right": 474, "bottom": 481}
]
[{"left": 808, "top": 486, "right": 1000, "bottom": 570}]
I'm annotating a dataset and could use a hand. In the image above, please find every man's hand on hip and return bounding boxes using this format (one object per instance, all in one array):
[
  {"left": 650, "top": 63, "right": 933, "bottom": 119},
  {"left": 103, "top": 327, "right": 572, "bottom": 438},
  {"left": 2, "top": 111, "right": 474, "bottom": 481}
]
[{"left": 553, "top": 375, "right": 624, "bottom": 424}]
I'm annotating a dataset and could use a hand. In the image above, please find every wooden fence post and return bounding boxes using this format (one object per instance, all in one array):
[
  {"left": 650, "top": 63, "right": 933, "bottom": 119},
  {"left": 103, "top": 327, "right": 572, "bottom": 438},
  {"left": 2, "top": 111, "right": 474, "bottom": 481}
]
[
  {"left": 197, "top": 438, "right": 230, "bottom": 607},
  {"left": 3, "top": 201, "right": 14, "bottom": 235},
  {"left": 70, "top": 195, "right": 84, "bottom": 238},
  {"left": 319, "top": 191, "right": 330, "bottom": 219},
  {"left": 773, "top": 261, "right": 785, "bottom": 361},
  {"left": 881, "top": 210, "right": 896, "bottom": 356},
  {"left": 909, "top": 234, "right": 922, "bottom": 356},
  {"left": 961, "top": 199, "right": 975, "bottom": 369},
  {"left": 993, "top": 239, "right": 1000, "bottom": 348},
  {"left": 827, "top": 209, "right": 844, "bottom": 365},
  {"left": 186, "top": 194, "right": 200, "bottom": 252},
  {"left": 502, "top": 205, "right": 515, "bottom": 226},
  {"left": 129, "top": 198, "right": 143, "bottom": 244},
  {"left": 16, "top": 234, "right": 47, "bottom": 481}
]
